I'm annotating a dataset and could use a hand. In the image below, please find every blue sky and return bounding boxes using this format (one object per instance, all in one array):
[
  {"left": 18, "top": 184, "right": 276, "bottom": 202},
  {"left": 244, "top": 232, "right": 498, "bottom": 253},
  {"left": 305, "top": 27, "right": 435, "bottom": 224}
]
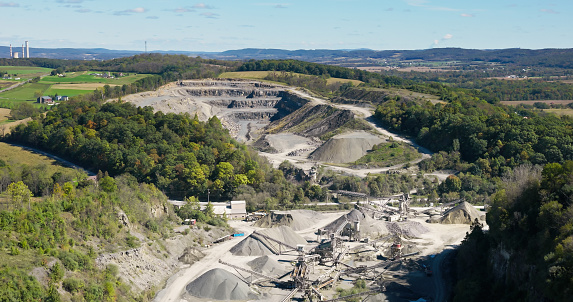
[{"left": 1, "top": 0, "right": 571, "bottom": 52}]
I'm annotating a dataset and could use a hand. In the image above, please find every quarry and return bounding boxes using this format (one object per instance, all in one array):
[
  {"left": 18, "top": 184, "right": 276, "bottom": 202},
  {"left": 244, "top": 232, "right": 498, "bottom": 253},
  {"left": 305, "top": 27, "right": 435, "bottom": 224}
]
[
  {"left": 153, "top": 201, "right": 485, "bottom": 302},
  {"left": 122, "top": 79, "right": 434, "bottom": 178}
]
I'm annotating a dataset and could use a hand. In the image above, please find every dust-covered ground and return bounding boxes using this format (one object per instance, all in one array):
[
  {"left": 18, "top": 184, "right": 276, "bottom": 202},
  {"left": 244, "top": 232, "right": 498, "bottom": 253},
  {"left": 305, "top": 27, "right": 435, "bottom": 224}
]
[{"left": 154, "top": 205, "right": 480, "bottom": 302}]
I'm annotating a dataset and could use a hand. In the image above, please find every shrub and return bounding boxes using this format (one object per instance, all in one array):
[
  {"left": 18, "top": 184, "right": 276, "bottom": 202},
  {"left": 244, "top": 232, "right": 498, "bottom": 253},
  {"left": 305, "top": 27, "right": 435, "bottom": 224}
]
[{"left": 63, "top": 278, "right": 85, "bottom": 293}]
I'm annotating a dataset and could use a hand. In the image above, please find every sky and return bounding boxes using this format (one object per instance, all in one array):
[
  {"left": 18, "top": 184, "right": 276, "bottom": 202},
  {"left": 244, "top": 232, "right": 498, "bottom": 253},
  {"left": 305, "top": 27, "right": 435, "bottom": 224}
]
[{"left": 0, "top": 0, "right": 572, "bottom": 52}]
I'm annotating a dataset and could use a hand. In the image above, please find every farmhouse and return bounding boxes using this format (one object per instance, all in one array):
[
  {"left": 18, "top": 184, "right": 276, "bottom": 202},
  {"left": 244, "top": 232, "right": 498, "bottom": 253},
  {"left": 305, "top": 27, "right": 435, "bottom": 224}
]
[{"left": 37, "top": 96, "right": 53, "bottom": 104}]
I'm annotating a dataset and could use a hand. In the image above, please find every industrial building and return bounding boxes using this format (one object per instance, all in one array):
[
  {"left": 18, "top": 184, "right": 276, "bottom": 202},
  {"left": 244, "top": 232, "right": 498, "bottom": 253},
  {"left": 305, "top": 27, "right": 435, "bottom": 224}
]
[{"left": 9, "top": 41, "right": 30, "bottom": 59}]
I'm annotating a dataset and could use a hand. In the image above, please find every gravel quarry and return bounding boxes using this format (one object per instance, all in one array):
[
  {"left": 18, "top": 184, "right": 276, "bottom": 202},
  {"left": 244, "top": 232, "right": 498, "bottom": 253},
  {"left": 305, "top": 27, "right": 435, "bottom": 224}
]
[
  {"left": 154, "top": 204, "right": 485, "bottom": 302},
  {"left": 122, "top": 79, "right": 434, "bottom": 178}
]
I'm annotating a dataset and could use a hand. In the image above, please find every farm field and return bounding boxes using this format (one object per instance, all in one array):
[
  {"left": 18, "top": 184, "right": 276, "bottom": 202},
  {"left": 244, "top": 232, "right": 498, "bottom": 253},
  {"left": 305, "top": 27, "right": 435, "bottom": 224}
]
[
  {"left": 0, "top": 69, "right": 150, "bottom": 108},
  {"left": 219, "top": 71, "right": 363, "bottom": 85},
  {"left": 0, "top": 142, "right": 80, "bottom": 176},
  {"left": 39, "top": 71, "right": 149, "bottom": 85},
  {"left": 0, "top": 66, "right": 51, "bottom": 79}
]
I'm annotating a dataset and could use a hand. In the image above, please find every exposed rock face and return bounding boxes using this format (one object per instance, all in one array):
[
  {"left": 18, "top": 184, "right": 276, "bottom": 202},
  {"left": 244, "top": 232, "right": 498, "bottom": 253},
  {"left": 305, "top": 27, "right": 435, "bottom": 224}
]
[
  {"left": 309, "top": 131, "right": 385, "bottom": 163},
  {"left": 265, "top": 103, "right": 355, "bottom": 138}
]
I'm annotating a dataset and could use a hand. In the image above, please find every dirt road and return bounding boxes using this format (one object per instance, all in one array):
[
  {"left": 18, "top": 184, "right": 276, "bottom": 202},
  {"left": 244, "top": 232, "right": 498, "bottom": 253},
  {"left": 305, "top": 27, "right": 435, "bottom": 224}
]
[{"left": 153, "top": 221, "right": 257, "bottom": 302}]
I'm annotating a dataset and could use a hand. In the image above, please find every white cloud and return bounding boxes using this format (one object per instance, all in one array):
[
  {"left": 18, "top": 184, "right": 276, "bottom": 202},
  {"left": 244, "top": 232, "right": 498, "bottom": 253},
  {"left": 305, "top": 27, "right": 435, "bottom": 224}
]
[
  {"left": 540, "top": 9, "right": 558, "bottom": 14},
  {"left": 0, "top": 2, "right": 19, "bottom": 7},
  {"left": 75, "top": 8, "right": 91, "bottom": 13},
  {"left": 170, "top": 7, "right": 194, "bottom": 13},
  {"left": 461, "top": 13, "right": 474, "bottom": 17},
  {"left": 114, "top": 7, "right": 146, "bottom": 15},
  {"left": 443, "top": 34, "right": 453, "bottom": 40},
  {"left": 193, "top": 3, "right": 214, "bottom": 9},
  {"left": 201, "top": 12, "right": 218, "bottom": 18}
]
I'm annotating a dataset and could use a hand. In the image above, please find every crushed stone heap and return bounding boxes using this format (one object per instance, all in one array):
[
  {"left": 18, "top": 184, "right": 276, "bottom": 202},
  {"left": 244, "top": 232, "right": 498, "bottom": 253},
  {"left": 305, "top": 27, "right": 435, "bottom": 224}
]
[
  {"left": 309, "top": 131, "right": 385, "bottom": 164},
  {"left": 254, "top": 210, "right": 325, "bottom": 231},
  {"left": 431, "top": 201, "right": 484, "bottom": 224},
  {"left": 186, "top": 268, "right": 257, "bottom": 300},
  {"left": 230, "top": 225, "right": 307, "bottom": 256},
  {"left": 324, "top": 209, "right": 389, "bottom": 239},
  {"left": 247, "top": 255, "right": 288, "bottom": 277}
]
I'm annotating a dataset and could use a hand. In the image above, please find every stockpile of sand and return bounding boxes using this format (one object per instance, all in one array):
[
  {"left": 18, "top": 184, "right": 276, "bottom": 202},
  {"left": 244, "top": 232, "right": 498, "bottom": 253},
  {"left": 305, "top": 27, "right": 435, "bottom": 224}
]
[
  {"left": 247, "top": 256, "right": 288, "bottom": 277},
  {"left": 324, "top": 209, "right": 389, "bottom": 238},
  {"left": 255, "top": 210, "right": 325, "bottom": 231},
  {"left": 309, "top": 131, "right": 385, "bottom": 163},
  {"left": 230, "top": 226, "right": 307, "bottom": 256},
  {"left": 431, "top": 202, "right": 484, "bottom": 224},
  {"left": 386, "top": 221, "right": 429, "bottom": 238},
  {"left": 186, "top": 268, "right": 257, "bottom": 300},
  {"left": 265, "top": 133, "right": 314, "bottom": 153}
]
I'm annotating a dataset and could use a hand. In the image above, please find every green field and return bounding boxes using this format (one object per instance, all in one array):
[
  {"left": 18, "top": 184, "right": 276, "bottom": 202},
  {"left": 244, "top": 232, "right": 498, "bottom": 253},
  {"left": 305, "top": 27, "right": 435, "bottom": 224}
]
[
  {"left": 40, "top": 71, "right": 149, "bottom": 85},
  {"left": 0, "top": 66, "right": 52, "bottom": 75},
  {"left": 43, "top": 88, "right": 93, "bottom": 97},
  {"left": 0, "top": 69, "right": 151, "bottom": 108},
  {"left": 353, "top": 141, "right": 422, "bottom": 167},
  {"left": 0, "top": 82, "right": 51, "bottom": 105}
]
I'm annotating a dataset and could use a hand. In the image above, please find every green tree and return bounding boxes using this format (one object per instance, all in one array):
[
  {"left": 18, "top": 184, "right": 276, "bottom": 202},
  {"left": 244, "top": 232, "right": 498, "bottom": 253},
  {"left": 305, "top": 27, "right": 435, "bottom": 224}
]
[{"left": 7, "top": 181, "right": 33, "bottom": 210}]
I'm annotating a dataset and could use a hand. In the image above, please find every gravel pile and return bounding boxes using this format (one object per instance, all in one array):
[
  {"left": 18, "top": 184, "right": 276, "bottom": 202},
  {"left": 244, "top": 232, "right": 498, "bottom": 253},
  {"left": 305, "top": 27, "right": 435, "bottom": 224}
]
[
  {"left": 186, "top": 268, "right": 257, "bottom": 300},
  {"left": 230, "top": 226, "right": 307, "bottom": 256},
  {"left": 324, "top": 209, "right": 389, "bottom": 238},
  {"left": 247, "top": 255, "right": 288, "bottom": 277},
  {"left": 255, "top": 210, "right": 325, "bottom": 231},
  {"left": 432, "top": 201, "right": 484, "bottom": 224},
  {"left": 386, "top": 221, "right": 429, "bottom": 238},
  {"left": 309, "top": 131, "right": 385, "bottom": 163}
]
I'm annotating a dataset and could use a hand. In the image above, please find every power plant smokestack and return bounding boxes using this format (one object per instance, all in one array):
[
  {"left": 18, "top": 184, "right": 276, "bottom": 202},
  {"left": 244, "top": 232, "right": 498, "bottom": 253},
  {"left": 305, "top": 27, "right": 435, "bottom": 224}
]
[
  {"left": 25, "top": 41, "right": 29, "bottom": 58},
  {"left": 9, "top": 44, "right": 12, "bottom": 58},
  {"left": 22, "top": 44, "right": 24, "bottom": 58}
]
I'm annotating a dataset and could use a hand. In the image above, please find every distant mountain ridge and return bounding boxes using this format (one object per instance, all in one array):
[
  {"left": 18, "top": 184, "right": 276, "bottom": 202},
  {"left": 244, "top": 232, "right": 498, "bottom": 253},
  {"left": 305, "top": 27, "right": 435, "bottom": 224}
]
[{"left": 1, "top": 46, "right": 572, "bottom": 69}]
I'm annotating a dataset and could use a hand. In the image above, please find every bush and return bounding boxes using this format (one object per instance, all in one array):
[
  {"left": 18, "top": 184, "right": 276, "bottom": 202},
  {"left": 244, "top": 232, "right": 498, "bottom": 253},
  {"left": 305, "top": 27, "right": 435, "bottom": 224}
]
[
  {"left": 145, "top": 220, "right": 159, "bottom": 232},
  {"left": 63, "top": 278, "right": 85, "bottom": 293},
  {"left": 49, "top": 262, "right": 64, "bottom": 282},
  {"left": 125, "top": 235, "right": 140, "bottom": 248}
]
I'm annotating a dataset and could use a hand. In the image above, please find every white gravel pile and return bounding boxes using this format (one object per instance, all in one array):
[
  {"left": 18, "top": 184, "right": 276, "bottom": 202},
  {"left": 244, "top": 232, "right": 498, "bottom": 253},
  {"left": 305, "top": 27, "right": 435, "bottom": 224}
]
[
  {"left": 325, "top": 209, "right": 389, "bottom": 238},
  {"left": 185, "top": 268, "right": 257, "bottom": 300},
  {"left": 230, "top": 226, "right": 307, "bottom": 256},
  {"left": 432, "top": 201, "right": 484, "bottom": 224}
]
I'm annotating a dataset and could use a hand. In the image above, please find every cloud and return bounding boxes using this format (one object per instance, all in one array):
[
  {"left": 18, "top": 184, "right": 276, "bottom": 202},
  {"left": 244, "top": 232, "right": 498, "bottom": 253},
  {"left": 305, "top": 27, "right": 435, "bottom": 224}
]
[
  {"left": 386, "top": 8, "right": 394, "bottom": 11},
  {"left": 404, "top": 0, "right": 459, "bottom": 12},
  {"left": 540, "top": 9, "right": 559, "bottom": 14},
  {"left": 193, "top": 3, "right": 214, "bottom": 9},
  {"left": 461, "top": 13, "right": 474, "bottom": 17},
  {"left": 75, "top": 8, "right": 91, "bottom": 13},
  {"left": 274, "top": 4, "right": 288, "bottom": 9},
  {"left": 200, "top": 12, "right": 218, "bottom": 18},
  {"left": 443, "top": 33, "right": 453, "bottom": 40},
  {"left": 0, "top": 2, "right": 19, "bottom": 7},
  {"left": 169, "top": 7, "right": 194, "bottom": 13},
  {"left": 114, "top": 7, "right": 146, "bottom": 15},
  {"left": 147, "top": 16, "right": 159, "bottom": 19},
  {"left": 57, "top": 0, "right": 83, "bottom": 3}
]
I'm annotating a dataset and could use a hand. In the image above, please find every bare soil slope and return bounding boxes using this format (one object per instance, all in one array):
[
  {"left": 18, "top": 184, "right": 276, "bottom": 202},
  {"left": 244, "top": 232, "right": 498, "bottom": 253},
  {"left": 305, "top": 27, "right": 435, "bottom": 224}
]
[{"left": 309, "top": 131, "right": 385, "bottom": 163}]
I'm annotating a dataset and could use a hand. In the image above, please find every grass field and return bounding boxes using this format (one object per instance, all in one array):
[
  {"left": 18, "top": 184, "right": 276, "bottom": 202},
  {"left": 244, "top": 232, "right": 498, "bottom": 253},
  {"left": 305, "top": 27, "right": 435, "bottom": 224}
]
[
  {"left": 0, "top": 108, "right": 10, "bottom": 123},
  {"left": 43, "top": 88, "right": 93, "bottom": 97},
  {"left": 0, "top": 142, "right": 80, "bottom": 176},
  {"left": 0, "top": 66, "right": 52, "bottom": 75},
  {"left": 40, "top": 71, "right": 149, "bottom": 85},
  {"left": 219, "top": 71, "right": 364, "bottom": 85},
  {"left": 0, "top": 82, "right": 50, "bottom": 102},
  {"left": 353, "top": 142, "right": 422, "bottom": 167},
  {"left": 0, "top": 69, "right": 150, "bottom": 108}
]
